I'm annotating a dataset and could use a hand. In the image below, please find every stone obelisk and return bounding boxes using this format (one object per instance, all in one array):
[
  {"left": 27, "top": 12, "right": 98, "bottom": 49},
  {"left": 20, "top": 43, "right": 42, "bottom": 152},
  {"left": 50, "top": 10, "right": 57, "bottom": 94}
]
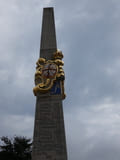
[{"left": 32, "top": 7, "right": 67, "bottom": 160}]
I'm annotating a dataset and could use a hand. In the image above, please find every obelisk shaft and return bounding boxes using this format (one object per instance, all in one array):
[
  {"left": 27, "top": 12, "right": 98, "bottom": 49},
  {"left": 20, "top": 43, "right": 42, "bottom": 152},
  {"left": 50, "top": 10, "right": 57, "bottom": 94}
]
[
  {"left": 40, "top": 7, "right": 57, "bottom": 60},
  {"left": 32, "top": 8, "right": 67, "bottom": 160}
]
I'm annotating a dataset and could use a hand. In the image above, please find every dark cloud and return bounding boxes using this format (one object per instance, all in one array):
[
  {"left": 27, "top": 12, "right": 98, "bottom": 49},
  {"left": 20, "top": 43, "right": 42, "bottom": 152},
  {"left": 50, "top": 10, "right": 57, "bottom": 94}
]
[{"left": 0, "top": 0, "right": 120, "bottom": 160}]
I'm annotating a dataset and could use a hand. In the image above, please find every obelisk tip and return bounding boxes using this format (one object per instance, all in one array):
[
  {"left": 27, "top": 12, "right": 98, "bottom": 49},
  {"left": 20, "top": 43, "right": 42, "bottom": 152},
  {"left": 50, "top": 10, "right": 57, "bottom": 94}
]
[{"left": 40, "top": 7, "right": 57, "bottom": 59}]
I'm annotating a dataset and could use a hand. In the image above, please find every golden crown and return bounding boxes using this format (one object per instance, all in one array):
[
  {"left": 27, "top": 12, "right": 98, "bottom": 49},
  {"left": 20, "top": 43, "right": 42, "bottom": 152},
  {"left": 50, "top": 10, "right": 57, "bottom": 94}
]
[{"left": 53, "top": 50, "right": 63, "bottom": 59}]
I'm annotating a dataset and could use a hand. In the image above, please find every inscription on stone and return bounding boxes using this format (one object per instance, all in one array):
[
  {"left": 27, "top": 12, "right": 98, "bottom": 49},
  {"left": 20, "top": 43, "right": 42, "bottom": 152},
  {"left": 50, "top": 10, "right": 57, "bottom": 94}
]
[{"left": 33, "top": 100, "right": 66, "bottom": 154}]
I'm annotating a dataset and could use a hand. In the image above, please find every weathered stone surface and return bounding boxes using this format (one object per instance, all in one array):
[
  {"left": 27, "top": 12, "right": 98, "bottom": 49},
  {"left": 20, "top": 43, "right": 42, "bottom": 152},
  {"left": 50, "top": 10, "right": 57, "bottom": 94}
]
[
  {"left": 40, "top": 7, "right": 57, "bottom": 60},
  {"left": 32, "top": 8, "right": 67, "bottom": 160},
  {"left": 32, "top": 96, "right": 67, "bottom": 160}
]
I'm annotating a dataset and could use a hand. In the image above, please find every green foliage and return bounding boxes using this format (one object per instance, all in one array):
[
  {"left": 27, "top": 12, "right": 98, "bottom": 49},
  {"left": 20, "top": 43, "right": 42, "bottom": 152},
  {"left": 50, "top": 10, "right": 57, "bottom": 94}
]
[{"left": 0, "top": 136, "right": 32, "bottom": 160}]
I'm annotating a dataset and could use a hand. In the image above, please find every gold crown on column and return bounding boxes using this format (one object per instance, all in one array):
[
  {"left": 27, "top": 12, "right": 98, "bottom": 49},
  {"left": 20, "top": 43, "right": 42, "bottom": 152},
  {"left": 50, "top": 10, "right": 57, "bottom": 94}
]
[{"left": 53, "top": 50, "right": 64, "bottom": 59}]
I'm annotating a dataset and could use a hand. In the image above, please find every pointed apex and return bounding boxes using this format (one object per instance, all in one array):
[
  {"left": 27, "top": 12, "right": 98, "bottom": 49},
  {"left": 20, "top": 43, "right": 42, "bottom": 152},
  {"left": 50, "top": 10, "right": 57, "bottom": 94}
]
[
  {"left": 44, "top": 7, "right": 54, "bottom": 9},
  {"left": 40, "top": 8, "right": 57, "bottom": 59}
]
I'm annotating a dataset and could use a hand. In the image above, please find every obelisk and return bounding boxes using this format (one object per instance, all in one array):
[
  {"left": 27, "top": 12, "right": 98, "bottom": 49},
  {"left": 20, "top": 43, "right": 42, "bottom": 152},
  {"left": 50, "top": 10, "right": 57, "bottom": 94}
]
[{"left": 32, "top": 7, "right": 67, "bottom": 160}]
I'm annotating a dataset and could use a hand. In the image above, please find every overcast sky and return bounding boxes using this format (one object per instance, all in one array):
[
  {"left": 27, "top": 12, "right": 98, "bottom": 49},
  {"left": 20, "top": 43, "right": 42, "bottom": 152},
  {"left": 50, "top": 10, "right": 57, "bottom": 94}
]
[{"left": 1, "top": 0, "right": 120, "bottom": 160}]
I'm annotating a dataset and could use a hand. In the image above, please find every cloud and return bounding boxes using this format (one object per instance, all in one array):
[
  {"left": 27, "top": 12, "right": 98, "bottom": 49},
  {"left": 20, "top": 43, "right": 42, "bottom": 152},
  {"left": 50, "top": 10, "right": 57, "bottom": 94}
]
[
  {"left": 0, "top": 0, "right": 120, "bottom": 160},
  {"left": 0, "top": 114, "right": 34, "bottom": 137},
  {"left": 65, "top": 101, "right": 120, "bottom": 160}
]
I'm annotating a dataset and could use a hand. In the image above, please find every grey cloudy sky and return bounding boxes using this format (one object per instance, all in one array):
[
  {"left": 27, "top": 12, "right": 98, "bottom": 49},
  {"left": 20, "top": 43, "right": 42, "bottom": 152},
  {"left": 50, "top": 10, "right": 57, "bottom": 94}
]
[{"left": 0, "top": 0, "right": 120, "bottom": 160}]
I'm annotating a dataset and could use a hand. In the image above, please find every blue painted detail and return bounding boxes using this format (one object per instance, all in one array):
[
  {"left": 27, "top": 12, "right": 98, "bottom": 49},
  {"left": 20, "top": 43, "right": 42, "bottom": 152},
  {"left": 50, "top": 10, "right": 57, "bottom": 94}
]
[{"left": 50, "top": 81, "right": 61, "bottom": 95}]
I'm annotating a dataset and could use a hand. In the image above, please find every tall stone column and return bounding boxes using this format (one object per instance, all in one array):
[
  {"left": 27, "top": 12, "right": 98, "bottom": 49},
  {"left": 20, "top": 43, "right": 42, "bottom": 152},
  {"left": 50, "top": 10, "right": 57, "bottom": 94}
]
[{"left": 32, "top": 8, "right": 67, "bottom": 160}]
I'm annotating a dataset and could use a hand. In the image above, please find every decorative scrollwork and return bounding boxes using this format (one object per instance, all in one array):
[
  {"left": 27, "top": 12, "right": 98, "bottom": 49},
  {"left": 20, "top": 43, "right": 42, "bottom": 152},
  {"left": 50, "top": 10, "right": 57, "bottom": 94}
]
[{"left": 33, "top": 50, "right": 66, "bottom": 99}]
